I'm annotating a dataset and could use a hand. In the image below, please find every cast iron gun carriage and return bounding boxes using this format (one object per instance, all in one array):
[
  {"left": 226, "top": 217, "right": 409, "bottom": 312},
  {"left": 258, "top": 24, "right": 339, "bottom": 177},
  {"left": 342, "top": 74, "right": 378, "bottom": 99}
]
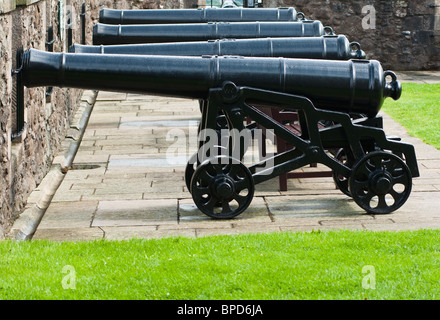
[{"left": 15, "top": 49, "right": 418, "bottom": 218}]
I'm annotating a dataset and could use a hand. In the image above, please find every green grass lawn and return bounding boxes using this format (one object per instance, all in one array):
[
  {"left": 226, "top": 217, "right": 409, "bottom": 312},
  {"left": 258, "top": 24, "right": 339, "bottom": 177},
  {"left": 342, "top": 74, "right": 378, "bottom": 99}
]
[
  {"left": 1, "top": 229, "right": 440, "bottom": 300},
  {"left": 382, "top": 83, "right": 440, "bottom": 149},
  {"left": 1, "top": 83, "right": 439, "bottom": 301}
]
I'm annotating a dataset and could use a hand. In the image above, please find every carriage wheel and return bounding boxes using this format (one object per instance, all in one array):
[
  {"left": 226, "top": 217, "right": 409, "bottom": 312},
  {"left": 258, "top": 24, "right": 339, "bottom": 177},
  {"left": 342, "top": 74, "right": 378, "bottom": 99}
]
[
  {"left": 332, "top": 148, "right": 355, "bottom": 197},
  {"left": 190, "top": 156, "right": 254, "bottom": 219},
  {"left": 349, "top": 151, "right": 412, "bottom": 214},
  {"left": 185, "top": 152, "right": 199, "bottom": 192}
]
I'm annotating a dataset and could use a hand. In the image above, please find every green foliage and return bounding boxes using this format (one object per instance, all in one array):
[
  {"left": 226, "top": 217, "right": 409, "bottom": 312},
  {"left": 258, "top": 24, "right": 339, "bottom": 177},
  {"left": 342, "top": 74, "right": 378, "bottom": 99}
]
[
  {"left": 1, "top": 229, "right": 440, "bottom": 300},
  {"left": 383, "top": 83, "right": 440, "bottom": 149},
  {"left": 1, "top": 84, "right": 438, "bottom": 300}
]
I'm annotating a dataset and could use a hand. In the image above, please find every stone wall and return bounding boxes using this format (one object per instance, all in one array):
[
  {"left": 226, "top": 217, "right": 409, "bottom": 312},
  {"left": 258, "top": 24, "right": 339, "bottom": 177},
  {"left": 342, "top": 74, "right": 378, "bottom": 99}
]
[
  {"left": 0, "top": 0, "right": 183, "bottom": 238},
  {"left": 266, "top": 0, "right": 440, "bottom": 71}
]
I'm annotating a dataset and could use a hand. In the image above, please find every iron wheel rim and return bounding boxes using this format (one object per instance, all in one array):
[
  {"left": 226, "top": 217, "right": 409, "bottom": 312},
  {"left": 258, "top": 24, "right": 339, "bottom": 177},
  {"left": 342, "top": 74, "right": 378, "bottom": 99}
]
[
  {"left": 190, "top": 156, "right": 254, "bottom": 219},
  {"left": 349, "top": 151, "right": 412, "bottom": 214}
]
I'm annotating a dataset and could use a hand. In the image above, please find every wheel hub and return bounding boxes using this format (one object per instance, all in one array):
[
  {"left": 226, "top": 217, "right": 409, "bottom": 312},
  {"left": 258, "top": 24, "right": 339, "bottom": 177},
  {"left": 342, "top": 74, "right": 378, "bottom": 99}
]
[
  {"left": 370, "top": 171, "right": 392, "bottom": 195},
  {"left": 213, "top": 176, "right": 235, "bottom": 199}
]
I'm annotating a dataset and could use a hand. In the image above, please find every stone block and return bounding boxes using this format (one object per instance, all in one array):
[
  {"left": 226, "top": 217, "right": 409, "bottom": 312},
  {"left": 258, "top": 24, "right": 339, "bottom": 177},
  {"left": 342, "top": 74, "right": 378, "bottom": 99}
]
[
  {"left": 102, "top": 226, "right": 196, "bottom": 240},
  {"left": 32, "top": 227, "right": 104, "bottom": 241},
  {"left": 0, "top": 0, "right": 16, "bottom": 13},
  {"left": 16, "top": 0, "right": 42, "bottom": 6},
  {"left": 92, "top": 199, "right": 179, "bottom": 227},
  {"left": 96, "top": 91, "right": 127, "bottom": 101},
  {"left": 403, "top": 16, "right": 424, "bottom": 30},
  {"left": 178, "top": 197, "right": 271, "bottom": 224},
  {"left": 266, "top": 194, "right": 364, "bottom": 220},
  {"left": 37, "top": 201, "right": 98, "bottom": 229}
]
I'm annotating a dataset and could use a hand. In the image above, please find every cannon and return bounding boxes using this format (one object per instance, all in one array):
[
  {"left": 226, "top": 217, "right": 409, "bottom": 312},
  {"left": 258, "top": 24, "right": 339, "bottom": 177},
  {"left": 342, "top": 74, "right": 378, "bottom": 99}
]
[
  {"left": 98, "top": 7, "right": 299, "bottom": 25},
  {"left": 71, "top": 34, "right": 366, "bottom": 193},
  {"left": 16, "top": 48, "right": 419, "bottom": 218},
  {"left": 93, "top": 20, "right": 332, "bottom": 45},
  {"left": 71, "top": 35, "right": 366, "bottom": 60}
]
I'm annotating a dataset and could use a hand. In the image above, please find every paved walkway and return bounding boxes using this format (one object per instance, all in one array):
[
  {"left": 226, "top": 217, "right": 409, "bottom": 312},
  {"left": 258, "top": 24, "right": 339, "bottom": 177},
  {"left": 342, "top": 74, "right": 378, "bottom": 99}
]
[{"left": 8, "top": 72, "right": 440, "bottom": 241}]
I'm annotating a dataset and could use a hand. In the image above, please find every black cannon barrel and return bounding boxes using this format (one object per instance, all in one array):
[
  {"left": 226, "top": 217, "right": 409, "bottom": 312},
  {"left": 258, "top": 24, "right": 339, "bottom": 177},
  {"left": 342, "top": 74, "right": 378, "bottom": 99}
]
[
  {"left": 93, "top": 21, "right": 330, "bottom": 45},
  {"left": 20, "top": 49, "right": 401, "bottom": 118},
  {"left": 99, "top": 7, "right": 299, "bottom": 25},
  {"left": 71, "top": 35, "right": 366, "bottom": 60}
]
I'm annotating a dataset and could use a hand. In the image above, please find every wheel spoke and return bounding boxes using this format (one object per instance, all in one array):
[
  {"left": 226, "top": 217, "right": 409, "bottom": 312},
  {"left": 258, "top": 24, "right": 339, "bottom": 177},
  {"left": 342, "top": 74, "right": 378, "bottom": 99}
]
[
  {"left": 393, "top": 173, "right": 409, "bottom": 186},
  {"left": 233, "top": 194, "right": 248, "bottom": 207},
  {"left": 385, "top": 159, "right": 398, "bottom": 173},
  {"left": 192, "top": 185, "right": 210, "bottom": 199},
  {"left": 377, "top": 194, "right": 389, "bottom": 210},
  {"left": 234, "top": 178, "right": 249, "bottom": 193},
  {"left": 356, "top": 165, "right": 372, "bottom": 179},
  {"left": 228, "top": 163, "right": 240, "bottom": 178},
  {"left": 211, "top": 162, "right": 224, "bottom": 175},
  {"left": 362, "top": 190, "right": 375, "bottom": 203},
  {"left": 199, "top": 169, "right": 214, "bottom": 184},
  {"left": 354, "top": 178, "right": 369, "bottom": 190},
  {"left": 221, "top": 200, "right": 232, "bottom": 214},
  {"left": 389, "top": 189, "right": 403, "bottom": 201},
  {"left": 200, "top": 196, "right": 217, "bottom": 212},
  {"left": 368, "top": 156, "right": 382, "bottom": 170}
]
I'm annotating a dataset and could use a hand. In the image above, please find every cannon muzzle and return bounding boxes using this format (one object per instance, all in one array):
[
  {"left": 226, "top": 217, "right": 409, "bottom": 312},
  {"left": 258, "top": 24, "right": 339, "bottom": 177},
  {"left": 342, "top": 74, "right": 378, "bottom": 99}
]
[
  {"left": 99, "top": 7, "right": 299, "bottom": 25},
  {"left": 71, "top": 35, "right": 366, "bottom": 60},
  {"left": 93, "top": 21, "right": 331, "bottom": 45},
  {"left": 20, "top": 49, "right": 401, "bottom": 118}
]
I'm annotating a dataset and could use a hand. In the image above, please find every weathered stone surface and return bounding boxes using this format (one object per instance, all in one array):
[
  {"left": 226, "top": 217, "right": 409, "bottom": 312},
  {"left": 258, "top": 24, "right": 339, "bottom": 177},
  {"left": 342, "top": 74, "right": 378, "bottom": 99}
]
[
  {"left": 0, "top": 0, "right": 185, "bottom": 238},
  {"left": 36, "top": 201, "right": 98, "bottom": 229},
  {"left": 276, "top": 0, "right": 440, "bottom": 70},
  {"left": 32, "top": 227, "right": 104, "bottom": 241},
  {"left": 2, "top": 0, "right": 440, "bottom": 240},
  {"left": 92, "top": 199, "right": 179, "bottom": 227},
  {"left": 0, "top": 0, "right": 16, "bottom": 14}
]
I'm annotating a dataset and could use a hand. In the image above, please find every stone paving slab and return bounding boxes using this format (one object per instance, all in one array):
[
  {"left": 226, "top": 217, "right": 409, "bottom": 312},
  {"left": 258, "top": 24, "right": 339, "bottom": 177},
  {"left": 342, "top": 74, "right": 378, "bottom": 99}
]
[
  {"left": 11, "top": 75, "right": 440, "bottom": 240},
  {"left": 396, "top": 71, "right": 440, "bottom": 84},
  {"left": 36, "top": 201, "right": 98, "bottom": 229},
  {"left": 92, "top": 199, "right": 179, "bottom": 227}
]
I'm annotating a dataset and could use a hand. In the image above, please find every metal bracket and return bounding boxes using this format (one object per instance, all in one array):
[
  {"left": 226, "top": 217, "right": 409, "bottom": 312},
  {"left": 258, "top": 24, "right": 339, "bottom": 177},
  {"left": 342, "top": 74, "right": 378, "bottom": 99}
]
[
  {"left": 11, "top": 47, "right": 26, "bottom": 141},
  {"left": 243, "top": 0, "right": 255, "bottom": 8},
  {"left": 65, "top": 3, "right": 75, "bottom": 48},
  {"left": 80, "top": 3, "right": 86, "bottom": 45},
  {"left": 45, "top": 25, "right": 55, "bottom": 51},
  {"left": 45, "top": 26, "right": 54, "bottom": 100}
]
